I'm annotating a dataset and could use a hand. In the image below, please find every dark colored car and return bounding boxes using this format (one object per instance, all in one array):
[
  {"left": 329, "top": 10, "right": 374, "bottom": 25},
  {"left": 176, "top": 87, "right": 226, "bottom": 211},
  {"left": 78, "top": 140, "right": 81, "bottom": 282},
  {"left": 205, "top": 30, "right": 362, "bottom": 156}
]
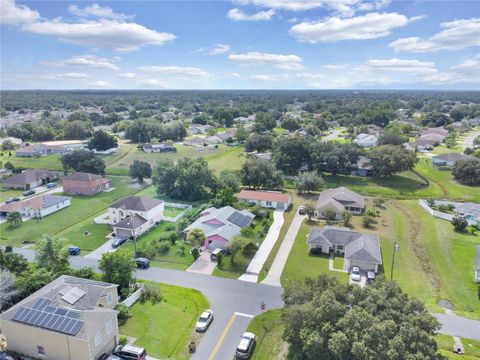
[
  {"left": 68, "top": 246, "right": 80, "bottom": 255},
  {"left": 23, "top": 189, "right": 36, "bottom": 196},
  {"left": 210, "top": 248, "right": 225, "bottom": 261},
  {"left": 5, "top": 197, "right": 20, "bottom": 204},
  {"left": 99, "top": 354, "right": 123, "bottom": 360},
  {"left": 135, "top": 258, "right": 150, "bottom": 269},
  {"left": 111, "top": 237, "right": 127, "bottom": 248},
  {"left": 114, "top": 345, "right": 147, "bottom": 360},
  {"left": 46, "top": 182, "right": 57, "bottom": 189},
  {"left": 235, "top": 332, "right": 256, "bottom": 359}
]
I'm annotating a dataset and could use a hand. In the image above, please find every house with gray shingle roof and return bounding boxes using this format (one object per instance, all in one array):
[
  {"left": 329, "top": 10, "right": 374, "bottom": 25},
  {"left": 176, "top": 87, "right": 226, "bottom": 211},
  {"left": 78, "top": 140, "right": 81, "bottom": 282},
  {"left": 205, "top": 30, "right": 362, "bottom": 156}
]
[
  {"left": 307, "top": 226, "right": 382, "bottom": 273},
  {"left": 185, "top": 206, "right": 255, "bottom": 250},
  {"left": 432, "top": 153, "right": 475, "bottom": 168},
  {"left": 316, "top": 187, "right": 365, "bottom": 220},
  {"left": 2, "top": 169, "right": 59, "bottom": 190},
  {"left": 0, "top": 194, "right": 71, "bottom": 218}
]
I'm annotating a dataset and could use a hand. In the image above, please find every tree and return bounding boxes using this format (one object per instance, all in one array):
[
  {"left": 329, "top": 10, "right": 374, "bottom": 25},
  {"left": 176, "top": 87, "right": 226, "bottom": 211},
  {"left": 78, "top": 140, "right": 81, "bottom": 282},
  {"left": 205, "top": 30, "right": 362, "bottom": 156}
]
[
  {"left": 218, "top": 169, "right": 241, "bottom": 193},
  {"left": 254, "top": 112, "right": 276, "bottom": 132},
  {"left": 153, "top": 158, "right": 216, "bottom": 200},
  {"left": 64, "top": 120, "right": 92, "bottom": 140},
  {"left": 15, "top": 267, "right": 55, "bottom": 299},
  {"left": 342, "top": 210, "right": 352, "bottom": 227},
  {"left": 187, "top": 228, "right": 206, "bottom": 249},
  {"left": 0, "top": 249, "right": 29, "bottom": 276},
  {"left": 241, "top": 158, "right": 283, "bottom": 190},
  {"left": 362, "top": 215, "right": 376, "bottom": 228},
  {"left": 304, "top": 204, "right": 316, "bottom": 221},
  {"left": 61, "top": 150, "right": 106, "bottom": 174},
  {"left": 310, "top": 142, "right": 362, "bottom": 176},
  {"left": 281, "top": 117, "right": 301, "bottom": 131},
  {"left": 420, "top": 112, "right": 450, "bottom": 127},
  {"left": 282, "top": 275, "right": 445, "bottom": 360},
  {"left": 245, "top": 134, "right": 273, "bottom": 152},
  {"left": 273, "top": 136, "right": 311, "bottom": 175},
  {"left": 125, "top": 119, "right": 151, "bottom": 143},
  {"left": 368, "top": 145, "right": 417, "bottom": 177},
  {"left": 452, "top": 216, "right": 468, "bottom": 232},
  {"left": 226, "top": 236, "right": 246, "bottom": 264},
  {"left": 6, "top": 211, "right": 22, "bottom": 227},
  {"left": 88, "top": 130, "right": 118, "bottom": 151},
  {"left": 1, "top": 139, "right": 16, "bottom": 151},
  {"left": 235, "top": 126, "right": 248, "bottom": 142},
  {"left": 34, "top": 235, "right": 69, "bottom": 273},
  {"left": 295, "top": 171, "right": 324, "bottom": 193},
  {"left": 98, "top": 251, "right": 135, "bottom": 292},
  {"left": 129, "top": 160, "right": 152, "bottom": 183},
  {"left": 452, "top": 158, "right": 480, "bottom": 185},
  {"left": 377, "top": 129, "right": 408, "bottom": 145},
  {"left": 323, "top": 209, "right": 337, "bottom": 223},
  {"left": 0, "top": 270, "right": 19, "bottom": 310}
]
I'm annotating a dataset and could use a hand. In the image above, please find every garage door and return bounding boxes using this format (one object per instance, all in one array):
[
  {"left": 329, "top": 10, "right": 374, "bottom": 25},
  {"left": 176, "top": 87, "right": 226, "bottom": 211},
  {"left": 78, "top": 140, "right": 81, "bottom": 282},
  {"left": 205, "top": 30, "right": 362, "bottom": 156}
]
[
  {"left": 277, "top": 202, "right": 284, "bottom": 210},
  {"left": 115, "top": 228, "right": 132, "bottom": 239}
]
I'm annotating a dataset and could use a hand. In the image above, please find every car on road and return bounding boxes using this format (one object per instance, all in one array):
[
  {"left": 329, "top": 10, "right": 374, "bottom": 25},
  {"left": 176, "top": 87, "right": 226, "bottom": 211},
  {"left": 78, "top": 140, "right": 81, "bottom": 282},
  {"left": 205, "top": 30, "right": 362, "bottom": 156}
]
[
  {"left": 5, "top": 197, "right": 20, "bottom": 204},
  {"left": 235, "top": 332, "right": 256, "bottom": 359},
  {"left": 23, "top": 189, "right": 36, "bottom": 196},
  {"left": 113, "top": 344, "right": 147, "bottom": 360},
  {"left": 195, "top": 309, "right": 214, "bottom": 332},
  {"left": 46, "top": 182, "right": 57, "bottom": 189},
  {"left": 135, "top": 257, "right": 150, "bottom": 269},
  {"left": 99, "top": 354, "right": 122, "bottom": 360},
  {"left": 350, "top": 266, "right": 361, "bottom": 282},
  {"left": 210, "top": 248, "right": 225, "bottom": 261},
  {"left": 68, "top": 246, "right": 80, "bottom": 256},
  {"left": 298, "top": 206, "right": 306, "bottom": 215},
  {"left": 111, "top": 237, "right": 127, "bottom": 248}
]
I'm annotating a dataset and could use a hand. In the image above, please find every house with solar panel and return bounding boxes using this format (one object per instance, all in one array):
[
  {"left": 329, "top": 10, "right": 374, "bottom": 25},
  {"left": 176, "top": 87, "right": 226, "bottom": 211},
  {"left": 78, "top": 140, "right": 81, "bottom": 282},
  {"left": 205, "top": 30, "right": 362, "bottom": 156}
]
[
  {"left": 184, "top": 206, "right": 255, "bottom": 250},
  {"left": 0, "top": 275, "right": 119, "bottom": 360}
]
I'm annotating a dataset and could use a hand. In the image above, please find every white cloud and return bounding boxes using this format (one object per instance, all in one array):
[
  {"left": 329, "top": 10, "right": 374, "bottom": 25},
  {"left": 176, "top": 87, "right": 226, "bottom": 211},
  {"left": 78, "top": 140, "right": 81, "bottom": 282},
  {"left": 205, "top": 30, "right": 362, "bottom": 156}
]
[
  {"left": 1, "top": 0, "right": 40, "bottom": 25},
  {"left": 321, "top": 64, "right": 347, "bottom": 70},
  {"left": 22, "top": 19, "right": 176, "bottom": 52},
  {"left": 40, "top": 72, "right": 92, "bottom": 80},
  {"left": 197, "top": 43, "right": 230, "bottom": 55},
  {"left": 357, "top": 0, "right": 391, "bottom": 12},
  {"left": 138, "top": 66, "right": 210, "bottom": 77},
  {"left": 118, "top": 72, "right": 137, "bottom": 79},
  {"left": 290, "top": 12, "right": 422, "bottom": 43},
  {"left": 42, "top": 55, "right": 120, "bottom": 70},
  {"left": 422, "top": 54, "right": 480, "bottom": 84},
  {"left": 296, "top": 72, "right": 324, "bottom": 80},
  {"left": 136, "top": 79, "right": 169, "bottom": 88},
  {"left": 68, "top": 4, "right": 131, "bottom": 21},
  {"left": 230, "top": 72, "right": 241, "bottom": 77},
  {"left": 389, "top": 18, "right": 480, "bottom": 53},
  {"left": 228, "top": 51, "right": 303, "bottom": 70},
  {"left": 251, "top": 74, "right": 290, "bottom": 81},
  {"left": 88, "top": 80, "right": 112, "bottom": 88},
  {"left": 363, "top": 58, "right": 437, "bottom": 74},
  {"left": 227, "top": 8, "right": 275, "bottom": 21}
]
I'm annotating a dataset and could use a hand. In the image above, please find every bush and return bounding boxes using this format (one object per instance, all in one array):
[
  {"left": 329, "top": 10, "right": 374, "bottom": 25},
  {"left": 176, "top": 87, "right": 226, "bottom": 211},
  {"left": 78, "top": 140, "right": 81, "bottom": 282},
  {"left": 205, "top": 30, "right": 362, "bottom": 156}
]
[
  {"left": 373, "top": 198, "right": 385, "bottom": 207},
  {"left": 216, "top": 252, "right": 224, "bottom": 269},
  {"left": 438, "top": 204, "right": 449, "bottom": 213},
  {"left": 452, "top": 216, "right": 468, "bottom": 231},
  {"left": 165, "top": 224, "right": 175, "bottom": 231},
  {"left": 242, "top": 242, "right": 257, "bottom": 256},
  {"left": 158, "top": 233, "right": 170, "bottom": 242},
  {"left": 115, "top": 303, "right": 131, "bottom": 325},
  {"left": 177, "top": 244, "right": 186, "bottom": 256},
  {"left": 427, "top": 199, "right": 435, "bottom": 207},
  {"left": 362, "top": 215, "right": 377, "bottom": 228},
  {"left": 190, "top": 247, "right": 200, "bottom": 260},
  {"left": 5, "top": 245, "right": 13, "bottom": 253},
  {"left": 157, "top": 243, "right": 170, "bottom": 254},
  {"left": 365, "top": 209, "right": 379, "bottom": 217},
  {"left": 169, "top": 232, "right": 178, "bottom": 245},
  {"left": 119, "top": 335, "right": 128, "bottom": 345},
  {"left": 140, "top": 283, "right": 163, "bottom": 304}
]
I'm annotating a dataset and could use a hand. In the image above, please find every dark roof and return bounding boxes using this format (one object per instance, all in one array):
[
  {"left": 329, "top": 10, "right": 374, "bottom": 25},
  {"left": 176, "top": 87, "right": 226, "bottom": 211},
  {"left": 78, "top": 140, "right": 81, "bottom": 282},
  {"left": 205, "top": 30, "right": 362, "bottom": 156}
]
[
  {"left": 110, "top": 196, "right": 163, "bottom": 212},
  {"left": 113, "top": 215, "right": 147, "bottom": 229},
  {"left": 63, "top": 172, "right": 107, "bottom": 182},
  {"left": 433, "top": 153, "right": 475, "bottom": 162},
  {"left": 3, "top": 170, "right": 58, "bottom": 185}
]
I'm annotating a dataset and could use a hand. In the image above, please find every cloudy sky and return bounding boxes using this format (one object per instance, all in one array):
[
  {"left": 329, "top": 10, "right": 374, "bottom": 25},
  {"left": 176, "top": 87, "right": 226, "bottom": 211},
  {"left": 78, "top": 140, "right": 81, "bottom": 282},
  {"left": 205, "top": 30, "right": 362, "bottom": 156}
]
[{"left": 1, "top": 0, "right": 479, "bottom": 90}]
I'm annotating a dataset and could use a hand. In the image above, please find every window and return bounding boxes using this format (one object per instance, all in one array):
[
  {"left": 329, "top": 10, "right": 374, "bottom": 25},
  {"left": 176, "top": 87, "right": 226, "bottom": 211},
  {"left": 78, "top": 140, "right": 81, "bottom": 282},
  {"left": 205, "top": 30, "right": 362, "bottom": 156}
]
[
  {"left": 337, "top": 245, "right": 344, "bottom": 250},
  {"left": 107, "top": 292, "right": 113, "bottom": 305},
  {"left": 106, "top": 319, "right": 113, "bottom": 335},
  {"left": 95, "top": 330, "right": 102, "bottom": 346},
  {"left": 37, "top": 346, "right": 45, "bottom": 356},
  {"left": 266, "top": 201, "right": 272, "bottom": 206}
]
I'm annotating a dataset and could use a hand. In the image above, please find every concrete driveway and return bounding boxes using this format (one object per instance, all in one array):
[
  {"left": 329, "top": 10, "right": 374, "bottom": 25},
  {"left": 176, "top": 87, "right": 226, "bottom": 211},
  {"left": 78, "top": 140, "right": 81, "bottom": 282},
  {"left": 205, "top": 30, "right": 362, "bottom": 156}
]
[
  {"left": 187, "top": 251, "right": 217, "bottom": 275},
  {"left": 84, "top": 238, "right": 118, "bottom": 260},
  {"left": 463, "top": 130, "right": 480, "bottom": 150},
  {"left": 239, "top": 210, "right": 284, "bottom": 283}
]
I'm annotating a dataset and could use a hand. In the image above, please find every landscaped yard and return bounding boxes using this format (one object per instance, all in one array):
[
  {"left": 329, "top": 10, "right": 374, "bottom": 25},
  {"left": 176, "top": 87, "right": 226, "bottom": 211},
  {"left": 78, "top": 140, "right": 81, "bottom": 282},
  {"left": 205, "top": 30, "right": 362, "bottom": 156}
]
[
  {"left": 246, "top": 309, "right": 287, "bottom": 360},
  {"left": 0, "top": 187, "right": 22, "bottom": 202},
  {"left": 436, "top": 334, "right": 480, "bottom": 360},
  {"left": 164, "top": 206, "right": 185, "bottom": 218},
  {"left": 0, "top": 176, "right": 149, "bottom": 248},
  {"left": 119, "top": 282, "right": 209, "bottom": 360}
]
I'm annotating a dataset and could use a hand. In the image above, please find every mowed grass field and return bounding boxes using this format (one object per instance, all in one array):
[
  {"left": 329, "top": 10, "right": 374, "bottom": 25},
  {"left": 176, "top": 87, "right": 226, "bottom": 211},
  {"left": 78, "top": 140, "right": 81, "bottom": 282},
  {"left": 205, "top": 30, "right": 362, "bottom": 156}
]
[
  {"left": 0, "top": 176, "right": 149, "bottom": 248},
  {"left": 119, "top": 282, "right": 209, "bottom": 360},
  {"left": 246, "top": 309, "right": 287, "bottom": 360}
]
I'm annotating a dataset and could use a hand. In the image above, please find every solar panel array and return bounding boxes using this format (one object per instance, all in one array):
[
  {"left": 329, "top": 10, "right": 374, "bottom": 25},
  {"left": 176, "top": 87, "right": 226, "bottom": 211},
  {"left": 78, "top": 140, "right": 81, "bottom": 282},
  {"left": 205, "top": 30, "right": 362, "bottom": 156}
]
[
  {"left": 11, "top": 297, "right": 84, "bottom": 336},
  {"left": 227, "top": 211, "right": 252, "bottom": 227}
]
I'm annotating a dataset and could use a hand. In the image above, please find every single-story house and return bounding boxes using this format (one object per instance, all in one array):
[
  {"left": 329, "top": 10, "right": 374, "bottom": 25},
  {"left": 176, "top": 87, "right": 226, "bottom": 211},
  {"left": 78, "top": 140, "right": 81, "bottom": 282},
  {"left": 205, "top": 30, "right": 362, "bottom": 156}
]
[
  {"left": 353, "top": 133, "right": 378, "bottom": 147},
  {"left": 0, "top": 275, "right": 119, "bottom": 360},
  {"left": 307, "top": 226, "right": 382, "bottom": 272},
  {"left": 455, "top": 202, "right": 480, "bottom": 228},
  {"left": 16, "top": 144, "right": 53, "bottom": 157},
  {"left": 421, "top": 127, "right": 449, "bottom": 138},
  {"left": 0, "top": 194, "right": 71, "bottom": 218},
  {"left": 188, "top": 124, "right": 212, "bottom": 135},
  {"left": 142, "top": 143, "right": 176, "bottom": 153},
  {"left": 316, "top": 187, "right": 365, "bottom": 219},
  {"left": 413, "top": 138, "right": 437, "bottom": 152},
  {"left": 2, "top": 169, "right": 59, "bottom": 190},
  {"left": 432, "top": 153, "right": 475, "bottom": 168},
  {"left": 205, "top": 135, "right": 224, "bottom": 144},
  {"left": 238, "top": 190, "right": 291, "bottom": 210},
  {"left": 355, "top": 156, "right": 372, "bottom": 177},
  {"left": 108, "top": 196, "right": 164, "bottom": 238},
  {"left": 40, "top": 140, "right": 88, "bottom": 153},
  {"left": 420, "top": 133, "right": 446, "bottom": 144},
  {"left": 184, "top": 206, "right": 255, "bottom": 250},
  {"left": 63, "top": 172, "right": 112, "bottom": 196},
  {"left": 476, "top": 246, "right": 480, "bottom": 283},
  {"left": 0, "top": 137, "right": 23, "bottom": 146}
]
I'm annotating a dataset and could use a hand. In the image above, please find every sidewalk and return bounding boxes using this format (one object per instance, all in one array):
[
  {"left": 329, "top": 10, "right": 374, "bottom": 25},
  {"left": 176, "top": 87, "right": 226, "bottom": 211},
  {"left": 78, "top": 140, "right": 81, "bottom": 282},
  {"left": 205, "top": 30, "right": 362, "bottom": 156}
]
[
  {"left": 261, "top": 212, "right": 305, "bottom": 287},
  {"left": 238, "top": 210, "right": 284, "bottom": 283}
]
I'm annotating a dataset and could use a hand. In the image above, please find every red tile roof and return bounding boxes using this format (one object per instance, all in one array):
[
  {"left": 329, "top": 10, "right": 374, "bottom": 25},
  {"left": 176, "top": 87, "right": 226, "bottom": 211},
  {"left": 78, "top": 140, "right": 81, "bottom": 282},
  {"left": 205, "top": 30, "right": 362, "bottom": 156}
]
[{"left": 238, "top": 190, "right": 290, "bottom": 203}]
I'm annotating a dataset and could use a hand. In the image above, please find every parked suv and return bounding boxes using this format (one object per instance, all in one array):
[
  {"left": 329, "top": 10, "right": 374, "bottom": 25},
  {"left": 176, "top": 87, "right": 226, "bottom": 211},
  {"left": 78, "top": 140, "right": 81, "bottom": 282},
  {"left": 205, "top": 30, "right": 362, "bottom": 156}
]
[
  {"left": 235, "top": 332, "right": 256, "bottom": 359},
  {"left": 114, "top": 345, "right": 147, "bottom": 360},
  {"left": 210, "top": 248, "right": 225, "bottom": 261},
  {"left": 135, "top": 258, "right": 150, "bottom": 269},
  {"left": 23, "top": 189, "right": 36, "bottom": 196},
  {"left": 68, "top": 246, "right": 80, "bottom": 256}
]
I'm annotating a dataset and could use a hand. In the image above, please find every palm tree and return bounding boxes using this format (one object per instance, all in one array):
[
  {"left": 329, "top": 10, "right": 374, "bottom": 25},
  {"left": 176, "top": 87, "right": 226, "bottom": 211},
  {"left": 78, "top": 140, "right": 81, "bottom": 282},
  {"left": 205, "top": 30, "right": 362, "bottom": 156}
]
[
  {"left": 187, "top": 228, "right": 206, "bottom": 249},
  {"left": 6, "top": 211, "right": 22, "bottom": 227}
]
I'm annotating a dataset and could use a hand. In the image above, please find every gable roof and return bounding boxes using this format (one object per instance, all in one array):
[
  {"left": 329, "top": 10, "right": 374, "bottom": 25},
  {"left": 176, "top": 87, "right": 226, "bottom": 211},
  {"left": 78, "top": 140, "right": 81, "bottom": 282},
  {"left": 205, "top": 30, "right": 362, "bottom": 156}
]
[
  {"left": 0, "top": 194, "right": 71, "bottom": 213},
  {"left": 433, "top": 153, "right": 475, "bottom": 162},
  {"left": 3, "top": 169, "right": 58, "bottom": 185},
  {"left": 63, "top": 172, "right": 108, "bottom": 182},
  {"left": 110, "top": 196, "right": 163, "bottom": 212},
  {"left": 113, "top": 214, "right": 148, "bottom": 229},
  {"left": 316, "top": 187, "right": 364, "bottom": 211},
  {"left": 238, "top": 190, "right": 291, "bottom": 203}
]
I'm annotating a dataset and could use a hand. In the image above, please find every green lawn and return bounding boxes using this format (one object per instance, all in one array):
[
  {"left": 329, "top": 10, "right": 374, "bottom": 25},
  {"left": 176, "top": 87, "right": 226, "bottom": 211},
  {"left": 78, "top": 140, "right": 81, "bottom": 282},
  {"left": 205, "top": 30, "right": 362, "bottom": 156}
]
[
  {"left": 281, "top": 221, "right": 349, "bottom": 286},
  {"left": 0, "top": 187, "right": 22, "bottom": 202},
  {"left": 332, "top": 256, "right": 344, "bottom": 270},
  {"left": 164, "top": 206, "right": 185, "bottom": 218},
  {"left": 436, "top": 335, "right": 480, "bottom": 360},
  {"left": 119, "top": 282, "right": 209, "bottom": 360},
  {"left": 247, "top": 309, "right": 287, "bottom": 360},
  {"left": 0, "top": 176, "right": 149, "bottom": 247}
]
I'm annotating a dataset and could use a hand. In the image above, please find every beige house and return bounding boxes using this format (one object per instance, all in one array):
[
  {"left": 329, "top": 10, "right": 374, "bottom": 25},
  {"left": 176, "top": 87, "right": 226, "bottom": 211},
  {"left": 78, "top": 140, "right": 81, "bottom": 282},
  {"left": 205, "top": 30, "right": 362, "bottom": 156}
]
[
  {"left": 0, "top": 275, "right": 119, "bottom": 360},
  {"left": 316, "top": 187, "right": 365, "bottom": 220}
]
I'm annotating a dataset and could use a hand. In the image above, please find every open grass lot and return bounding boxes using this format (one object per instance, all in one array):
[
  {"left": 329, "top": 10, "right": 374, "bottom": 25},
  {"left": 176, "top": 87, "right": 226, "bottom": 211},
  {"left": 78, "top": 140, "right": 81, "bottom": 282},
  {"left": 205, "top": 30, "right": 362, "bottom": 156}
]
[
  {"left": 164, "top": 206, "right": 185, "bottom": 218},
  {"left": 119, "top": 282, "right": 209, "bottom": 360},
  {"left": 436, "top": 335, "right": 480, "bottom": 360},
  {"left": 0, "top": 176, "right": 148, "bottom": 247},
  {"left": 0, "top": 187, "right": 22, "bottom": 202},
  {"left": 247, "top": 309, "right": 287, "bottom": 360}
]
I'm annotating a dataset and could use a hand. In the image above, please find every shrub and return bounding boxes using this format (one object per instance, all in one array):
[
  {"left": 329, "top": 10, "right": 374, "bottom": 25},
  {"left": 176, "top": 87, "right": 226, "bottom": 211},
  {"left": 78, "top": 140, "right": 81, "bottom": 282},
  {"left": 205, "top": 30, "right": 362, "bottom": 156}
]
[
  {"left": 241, "top": 226, "right": 254, "bottom": 237},
  {"left": 115, "top": 303, "right": 131, "bottom": 325},
  {"left": 323, "top": 209, "right": 337, "bottom": 223},
  {"left": 365, "top": 209, "right": 379, "bottom": 218},
  {"left": 169, "top": 232, "right": 178, "bottom": 245},
  {"left": 190, "top": 247, "right": 200, "bottom": 260},
  {"left": 165, "top": 224, "right": 175, "bottom": 231},
  {"left": 216, "top": 252, "right": 224, "bottom": 269},
  {"left": 157, "top": 243, "right": 170, "bottom": 254},
  {"left": 438, "top": 204, "right": 449, "bottom": 213},
  {"left": 427, "top": 199, "right": 435, "bottom": 207},
  {"left": 452, "top": 216, "right": 468, "bottom": 231},
  {"left": 177, "top": 244, "right": 186, "bottom": 256},
  {"left": 242, "top": 242, "right": 257, "bottom": 256},
  {"left": 119, "top": 335, "right": 128, "bottom": 345},
  {"left": 373, "top": 198, "right": 385, "bottom": 207},
  {"left": 362, "top": 215, "right": 377, "bottom": 228},
  {"left": 158, "top": 233, "right": 170, "bottom": 242},
  {"left": 140, "top": 283, "right": 163, "bottom": 304}
]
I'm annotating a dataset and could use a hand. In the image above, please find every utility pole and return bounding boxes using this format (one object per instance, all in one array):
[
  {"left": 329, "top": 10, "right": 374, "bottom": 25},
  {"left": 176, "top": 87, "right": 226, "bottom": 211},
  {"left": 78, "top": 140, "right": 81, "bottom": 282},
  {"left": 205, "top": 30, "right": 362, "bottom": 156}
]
[
  {"left": 390, "top": 241, "right": 399, "bottom": 280},
  {"left": 130, "top": 212, "right": 138, "bottom": 258}
]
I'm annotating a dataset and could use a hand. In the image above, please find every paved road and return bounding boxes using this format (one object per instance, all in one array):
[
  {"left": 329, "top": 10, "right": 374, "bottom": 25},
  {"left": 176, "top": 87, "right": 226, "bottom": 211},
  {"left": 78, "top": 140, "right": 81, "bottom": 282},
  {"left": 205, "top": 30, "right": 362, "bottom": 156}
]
[
  {"left": 84, "top": 237, "right": 118, "bottom": 260},
  {"left": 261, "top": 212, "right": 305, "bottom": 286},
  {"left": 462, "top": 130, "right": 480, "bottom": 150},
  {"left": 239, "top": 210, "right": 284, "bottom": 282}
]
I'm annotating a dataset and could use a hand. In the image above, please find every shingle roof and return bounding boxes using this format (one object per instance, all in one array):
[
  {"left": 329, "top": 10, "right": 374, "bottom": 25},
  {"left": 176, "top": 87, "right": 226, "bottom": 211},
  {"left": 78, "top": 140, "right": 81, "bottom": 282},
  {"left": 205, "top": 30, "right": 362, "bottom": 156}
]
[
  {"left": 113, "top": 214, "right": 147, "bottom": 229},
  {"left": 433, "top": 153, "right": 475, "bottom": 162},
  {"left": 316, "top": 187, "right": 364, "bottom": 211},
  {"left": 2, "top": 169, "right": 58, "bottom": 185},
  {"left": 0, "top": 194, "right": 71, "bottom": 213},
  {"left": 63, "top": 172, "right": 107, "bottom": 182},
  {"left": 110, "top": 196, "right": 163, "bottom": 212},
  {"left": 238, "top": 190, "right": 291, "bottom": 203}
]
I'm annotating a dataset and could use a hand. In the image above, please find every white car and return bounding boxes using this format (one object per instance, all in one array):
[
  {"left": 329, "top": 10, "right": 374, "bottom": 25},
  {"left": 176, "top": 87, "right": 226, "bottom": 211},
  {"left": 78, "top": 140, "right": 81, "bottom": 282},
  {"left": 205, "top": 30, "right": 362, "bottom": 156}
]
[
  {"left": 350, "top": 266, "right": 361, "bottom": 282},
  {"left": 236, "top": 332, "right": 256, "bottom": 359},
  {"left": 196, "top": 309, "right": 213, "bottom": 332}
]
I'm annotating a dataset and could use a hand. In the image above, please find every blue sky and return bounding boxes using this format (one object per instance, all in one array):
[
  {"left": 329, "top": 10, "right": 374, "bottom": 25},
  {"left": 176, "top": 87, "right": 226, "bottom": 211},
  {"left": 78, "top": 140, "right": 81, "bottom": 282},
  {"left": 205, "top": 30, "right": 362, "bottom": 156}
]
[{"left": 1, "top": 0, "right": 479, "bottom": 90}]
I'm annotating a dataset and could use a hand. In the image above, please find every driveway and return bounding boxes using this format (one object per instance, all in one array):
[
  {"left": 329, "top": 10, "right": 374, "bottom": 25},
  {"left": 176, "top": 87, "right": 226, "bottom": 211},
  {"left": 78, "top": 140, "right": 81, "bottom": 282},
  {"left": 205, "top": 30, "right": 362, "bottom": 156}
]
[
  {"left": 239, "top": 210, "right": 284, "bottom": 283},
  {"left": 186, "top": 251, "right": 217, "bottom": 275},
  {"left": 261, "top": 212, "right": 305, "bottom": 287},
  {"left": 462, "top": 130, "right": 480, "bottom": 150},
  {"left": 84, "top": 238, "right": 118, "bottom": 260}
]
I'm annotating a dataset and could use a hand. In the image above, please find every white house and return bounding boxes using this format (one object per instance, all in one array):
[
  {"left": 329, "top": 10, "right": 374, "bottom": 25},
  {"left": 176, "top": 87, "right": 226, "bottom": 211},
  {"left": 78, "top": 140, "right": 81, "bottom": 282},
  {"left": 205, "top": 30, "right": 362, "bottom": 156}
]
[
  {"left": 0, "top": 194, "right": 71, "bottom": 218},
  {"left": 142, "top": 143, "right": 176, "bottom": 153},
  {"left": 353, "top": 133, "right": 378, "bottom": 147},
  {"left": 237, "top": 190, "right": 291, "bottom": 210},
  {"left": 108, "top": 196, "right": 164, "bottom": 238}
]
